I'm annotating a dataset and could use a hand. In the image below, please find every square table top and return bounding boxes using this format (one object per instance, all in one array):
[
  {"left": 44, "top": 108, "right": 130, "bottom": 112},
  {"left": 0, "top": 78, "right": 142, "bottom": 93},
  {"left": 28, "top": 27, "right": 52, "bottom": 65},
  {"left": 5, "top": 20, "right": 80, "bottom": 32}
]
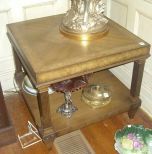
[{"left": 7, "top": 14, "right": 150, "bottom": 86}]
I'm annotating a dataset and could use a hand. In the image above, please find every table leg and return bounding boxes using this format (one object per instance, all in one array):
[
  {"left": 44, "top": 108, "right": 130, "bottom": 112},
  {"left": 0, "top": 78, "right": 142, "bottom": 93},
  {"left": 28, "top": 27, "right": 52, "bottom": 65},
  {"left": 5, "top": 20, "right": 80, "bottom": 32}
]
[
  {"left": 12, "top": 46, "right": 56, "bottom": 149},
  {"left": 37, "top": 87, "right": 56, "bottom": 149},
  {"left": 128, "top": 59, "right": 145, "bottom": 118}
]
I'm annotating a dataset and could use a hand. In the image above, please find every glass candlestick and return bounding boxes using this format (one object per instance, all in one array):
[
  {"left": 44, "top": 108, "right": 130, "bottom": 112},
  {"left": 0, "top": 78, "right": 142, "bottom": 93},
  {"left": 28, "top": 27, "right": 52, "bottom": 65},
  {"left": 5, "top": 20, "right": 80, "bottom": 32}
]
[
  {"left": 57, "top": 91, "right": 78, "bottom": 118},
  {"left": 52, "top": 75, "right": 90, "bottom": 118}
]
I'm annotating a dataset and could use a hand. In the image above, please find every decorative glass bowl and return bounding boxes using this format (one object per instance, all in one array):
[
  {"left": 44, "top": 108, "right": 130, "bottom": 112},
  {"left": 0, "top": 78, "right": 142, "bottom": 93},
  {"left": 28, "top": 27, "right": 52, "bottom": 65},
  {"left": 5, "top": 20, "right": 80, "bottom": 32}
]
[
  {"left": 114, "top": 125, "right": 152, "bottom": 154},
  {"left": 81, "top": 83, "right": 111, "bottom": 108},
  {"left": 51, "top": 75, "right": 89, "bottom": 93}
]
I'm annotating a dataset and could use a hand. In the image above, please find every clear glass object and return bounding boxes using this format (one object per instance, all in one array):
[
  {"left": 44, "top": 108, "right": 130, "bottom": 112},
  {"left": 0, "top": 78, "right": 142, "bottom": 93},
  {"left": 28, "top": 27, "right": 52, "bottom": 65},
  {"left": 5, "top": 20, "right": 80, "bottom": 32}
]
[
  {"left": 57, "top": 91, "right": 78, "bottom": 118},
  {"left": 82, "top": 83, "right": 111, "bottom": 108},
  {"left": 60, "top": 0, "right": 109, "bottom": 40}
]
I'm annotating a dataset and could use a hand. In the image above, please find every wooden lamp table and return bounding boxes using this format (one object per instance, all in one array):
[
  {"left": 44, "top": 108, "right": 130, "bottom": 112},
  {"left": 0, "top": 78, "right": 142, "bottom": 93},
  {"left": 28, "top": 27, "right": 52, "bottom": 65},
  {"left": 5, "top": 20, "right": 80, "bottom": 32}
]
[{"left": 7, "top": 14, "right": 150, "bottom": 148}]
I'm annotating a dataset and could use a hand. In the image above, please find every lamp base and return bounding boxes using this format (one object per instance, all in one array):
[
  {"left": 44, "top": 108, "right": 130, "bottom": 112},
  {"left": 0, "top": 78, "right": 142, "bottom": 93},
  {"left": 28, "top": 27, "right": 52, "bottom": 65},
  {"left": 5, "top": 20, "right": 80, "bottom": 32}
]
[
  {"left": 60, "top": 0, "right": 109, "bottom": 40},
  {"left": 60, "top": 22, "right": 109, "bottom": 41}
]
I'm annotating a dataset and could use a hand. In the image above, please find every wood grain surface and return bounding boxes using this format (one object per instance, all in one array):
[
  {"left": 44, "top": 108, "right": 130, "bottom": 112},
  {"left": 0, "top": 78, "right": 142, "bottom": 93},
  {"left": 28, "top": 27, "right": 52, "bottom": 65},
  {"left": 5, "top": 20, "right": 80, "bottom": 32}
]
[
  {"left": 6, "top": 14, "right": 151, "bottom": 149},
  {"left": 0, "top": 83, "right": 16, "bottom": 147},
  {"left": 1, "top": 93, "right": 152, "bottom": 154},
  {"left": 7, "top": 15, "right": 150, "bottom": 86}
]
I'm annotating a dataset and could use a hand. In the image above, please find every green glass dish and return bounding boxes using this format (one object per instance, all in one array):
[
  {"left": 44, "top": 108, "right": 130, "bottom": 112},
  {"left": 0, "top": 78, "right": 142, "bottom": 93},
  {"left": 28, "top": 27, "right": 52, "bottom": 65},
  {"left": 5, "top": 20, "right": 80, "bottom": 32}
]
[{"left": 114, "top": 125, "right": 152, "bottom": 154}]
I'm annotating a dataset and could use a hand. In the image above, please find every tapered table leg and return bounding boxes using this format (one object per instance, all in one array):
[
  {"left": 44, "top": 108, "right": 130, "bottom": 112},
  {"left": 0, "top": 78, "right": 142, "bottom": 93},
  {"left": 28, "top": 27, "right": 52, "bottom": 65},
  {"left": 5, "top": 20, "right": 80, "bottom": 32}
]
[
  {"left": 128, "top": 59, "right": 145, "bottom": 118},
  {"left": 37, "top": 87, "right": 56, "bottom": 149}
]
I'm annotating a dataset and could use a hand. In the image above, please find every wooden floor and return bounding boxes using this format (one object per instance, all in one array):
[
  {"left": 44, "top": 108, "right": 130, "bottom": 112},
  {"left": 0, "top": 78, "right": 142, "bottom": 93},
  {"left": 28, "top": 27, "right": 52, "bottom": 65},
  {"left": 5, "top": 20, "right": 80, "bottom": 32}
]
[{"left": 1, "top": 93, "right": 152, "bottom": 154}]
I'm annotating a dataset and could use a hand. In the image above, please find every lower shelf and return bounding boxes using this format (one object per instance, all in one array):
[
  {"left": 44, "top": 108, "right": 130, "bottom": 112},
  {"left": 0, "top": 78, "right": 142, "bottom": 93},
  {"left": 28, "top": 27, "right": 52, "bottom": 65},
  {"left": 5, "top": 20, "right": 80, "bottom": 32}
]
[
  {"left": 16, "top": 70, "right": 139, "bottom": 137},
  {"left": 50, "top": 70, "right": 136, "bottom": 136}
]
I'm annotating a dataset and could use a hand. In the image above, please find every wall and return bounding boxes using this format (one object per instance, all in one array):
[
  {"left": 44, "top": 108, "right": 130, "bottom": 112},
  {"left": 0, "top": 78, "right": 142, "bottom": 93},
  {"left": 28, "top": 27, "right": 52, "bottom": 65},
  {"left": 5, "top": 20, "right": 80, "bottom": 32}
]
[
  {"left": 0, "top": 0, "right": 69, "bottom": 90},
  {"left": 108, "top": 0, "right": 152, "bottom": 116}
]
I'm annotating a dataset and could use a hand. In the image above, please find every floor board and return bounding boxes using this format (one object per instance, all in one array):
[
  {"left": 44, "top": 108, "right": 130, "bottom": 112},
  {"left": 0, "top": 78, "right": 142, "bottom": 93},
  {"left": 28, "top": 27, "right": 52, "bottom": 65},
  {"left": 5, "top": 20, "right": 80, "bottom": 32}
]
[{"left": 1, "top": 93, "right": 152, "bottom": 154}]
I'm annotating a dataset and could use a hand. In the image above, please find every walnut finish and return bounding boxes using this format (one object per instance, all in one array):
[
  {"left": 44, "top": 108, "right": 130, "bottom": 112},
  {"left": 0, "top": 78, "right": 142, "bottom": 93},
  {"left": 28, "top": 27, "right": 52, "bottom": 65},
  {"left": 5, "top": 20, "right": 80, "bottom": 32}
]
[
  {"left": 7, "top": 14, "right": 150, "bottom": 148},
  {"left": 0, "top": 83, "right": 16, "bottom": 147},
  {"left": 1, "top": 94, "right": 152, "bottom": 154},
  {"left": 7, "top": 15, "right": 150, "bottom": 86}
]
